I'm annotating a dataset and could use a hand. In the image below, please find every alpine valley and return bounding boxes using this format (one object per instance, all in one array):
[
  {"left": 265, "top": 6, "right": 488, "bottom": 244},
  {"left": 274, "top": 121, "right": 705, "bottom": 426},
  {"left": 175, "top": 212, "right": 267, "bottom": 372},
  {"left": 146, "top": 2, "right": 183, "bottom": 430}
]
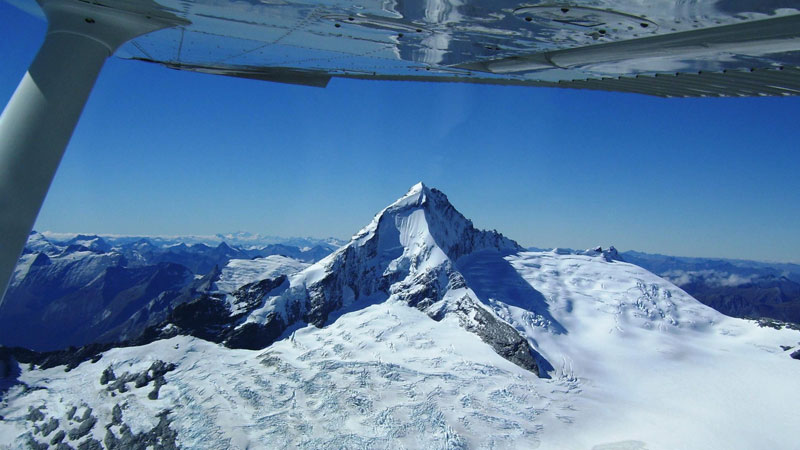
[{"left": 1, "top": 184, "right": 798, "bottom": 449}]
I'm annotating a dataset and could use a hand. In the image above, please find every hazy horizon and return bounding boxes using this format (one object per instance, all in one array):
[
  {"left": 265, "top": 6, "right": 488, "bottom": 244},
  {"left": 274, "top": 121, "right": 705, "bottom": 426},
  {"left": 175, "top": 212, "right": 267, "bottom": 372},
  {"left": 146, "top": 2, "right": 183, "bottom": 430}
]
[{"left": 30, "top": 224, "right": 800, "bottom": 265}]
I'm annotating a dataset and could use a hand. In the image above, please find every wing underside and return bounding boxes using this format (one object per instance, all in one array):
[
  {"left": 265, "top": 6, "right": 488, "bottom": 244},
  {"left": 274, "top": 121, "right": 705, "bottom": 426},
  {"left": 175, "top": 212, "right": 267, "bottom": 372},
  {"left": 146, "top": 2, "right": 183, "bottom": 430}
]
[{"left": 14, "top": 0, "right": 800, "bottom": 97}]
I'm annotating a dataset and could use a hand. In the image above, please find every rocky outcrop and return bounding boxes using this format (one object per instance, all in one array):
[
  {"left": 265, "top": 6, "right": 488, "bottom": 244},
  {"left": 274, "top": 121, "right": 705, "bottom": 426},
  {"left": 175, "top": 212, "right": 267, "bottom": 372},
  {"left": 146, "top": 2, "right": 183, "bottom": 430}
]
[
  {"left": 446, "top": 294, "right": 540, "bottom": 375},
  {"left": 20, "top": 399, "right": 178, "bottom": 450}
]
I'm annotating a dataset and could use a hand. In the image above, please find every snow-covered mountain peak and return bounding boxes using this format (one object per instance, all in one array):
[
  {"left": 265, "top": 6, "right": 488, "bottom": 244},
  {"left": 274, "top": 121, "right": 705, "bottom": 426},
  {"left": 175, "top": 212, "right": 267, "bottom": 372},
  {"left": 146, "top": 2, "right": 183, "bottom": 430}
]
[
  {"left": 405, "top": 180, "right": 427, "bottom": 199},
  {"left": 351, "top": 182, "right": 429, "bottom": 241},
  {"left": 238, "top": 184, "right": 542, "bottom": 373},
  {"left": 66, "top": 234, "right": 111, "bottom": 253},
  {"left": 388, "top": 180, "right": 429, "bottom": 204},
  {"left": 329, "top": 183, "right": 522, "bottom": 296},
  {"left": 352, "top": 183, "right": 520, "bottom": 261},
  {"left": 22, "top": 231, "right": 60, "bottom": 255}
]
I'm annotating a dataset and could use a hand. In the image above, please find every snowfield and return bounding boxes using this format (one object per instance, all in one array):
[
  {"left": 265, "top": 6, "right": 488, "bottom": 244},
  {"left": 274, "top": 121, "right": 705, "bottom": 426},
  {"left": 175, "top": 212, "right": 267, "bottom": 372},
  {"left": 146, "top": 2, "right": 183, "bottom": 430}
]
[
  {"left": 2, "top": 250, "right": 797, "bottom": 449},
  {"left": 213, "top": 255, "right": 309, "bottom": 294},
  {"left": 1, "top": 184, "right": 799, "bottom": 449}
]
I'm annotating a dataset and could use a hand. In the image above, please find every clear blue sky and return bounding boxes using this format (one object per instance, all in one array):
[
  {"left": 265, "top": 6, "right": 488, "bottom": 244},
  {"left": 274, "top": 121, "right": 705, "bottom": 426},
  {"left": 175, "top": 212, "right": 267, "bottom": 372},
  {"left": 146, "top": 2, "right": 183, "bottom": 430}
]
[{"left": 2, "top": 2, "right": 799, "bottom": 262}]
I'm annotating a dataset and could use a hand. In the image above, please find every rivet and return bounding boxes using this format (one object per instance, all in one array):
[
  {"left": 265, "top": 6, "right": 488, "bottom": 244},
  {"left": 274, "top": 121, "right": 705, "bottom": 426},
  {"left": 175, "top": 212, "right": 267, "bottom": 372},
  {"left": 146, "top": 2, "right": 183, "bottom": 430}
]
[
  {"left": 640, "top": 23, "right": 649, "bottom": 28},
  {"left": 334, "top": 23, "right": 341, "bottom": 28},
  {"left": 525, "top": 17, "right": 532, "bottom": 22}
]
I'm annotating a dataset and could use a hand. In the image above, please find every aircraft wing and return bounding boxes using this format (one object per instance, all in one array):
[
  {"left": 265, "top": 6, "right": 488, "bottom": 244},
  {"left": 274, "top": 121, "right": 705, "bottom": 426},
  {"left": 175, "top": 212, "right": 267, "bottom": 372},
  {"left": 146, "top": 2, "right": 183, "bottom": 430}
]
[{"left": 21, "top": 0, "right": 789, "bottom": 97}]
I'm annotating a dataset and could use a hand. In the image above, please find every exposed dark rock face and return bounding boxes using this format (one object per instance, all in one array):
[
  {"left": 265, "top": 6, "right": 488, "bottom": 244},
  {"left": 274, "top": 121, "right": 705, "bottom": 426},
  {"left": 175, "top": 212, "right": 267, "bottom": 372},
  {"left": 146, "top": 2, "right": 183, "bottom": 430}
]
[
  {"left": 99, "top": 265, "right": 223, "bottom": 344},
  {"left": 395, "top": 265, "right": 542, "bottom": 375},
  {"left": 23, "top": 435, "right": 48, "bottom": 450},
  {"left": 111, "top": 405, "right": 123, "bottom": 425},
  {"left": 36, "top": 417, "right": 59, "bottom": 437},
  {"left": 166, "top": 294, "right": 232, "bottom": 342},
  {"left": 49, "top": 429, "right": 66, "bottom": 445},
  {"left": 77, "top": 438, "right": 103, "bottom": 450},
  {"left": 26, "top": 406, "right": 45, "bottom": 422},
  {"left": 104, "top": 361, "right": 176, "bottom": 400},
  {"left": 226, "top": 319, "right": 287, "bottom": 350},
  {"left": 602, "top": 246, "right": 621, "bottom": 262},
  {"left": 232, "top": 277, "right": 289, "bottom": 312},
  {"left": 154, "top": 275, "right": 289, "bottom": 349},
  {"left": 791, "top": 349, "right": 800, "bottom": 360},
  {"left": 448, "top": 295, "right": 540, "bottom": 376},
  {"left": 756, "top": 318, "right": 800, "bottom": 331},
  {"left": 1, "top": 342, "right": 120, "bottom": 372},
  {"left": 100, "top": 366, "right": 116, "bottom": 385},
  {"left": 67, "top": 414, "right": 96, "bottom": 440},
  {"left": 103, "top": 409, "right": 178, "bottom": 450}
]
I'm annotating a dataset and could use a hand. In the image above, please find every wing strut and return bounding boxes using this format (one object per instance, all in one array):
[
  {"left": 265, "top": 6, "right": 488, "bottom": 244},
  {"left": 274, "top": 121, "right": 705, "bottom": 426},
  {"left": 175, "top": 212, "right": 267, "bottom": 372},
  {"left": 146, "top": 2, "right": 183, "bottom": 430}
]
[{"left": 0, "top": 0, "right": 181, "bottom": 303}]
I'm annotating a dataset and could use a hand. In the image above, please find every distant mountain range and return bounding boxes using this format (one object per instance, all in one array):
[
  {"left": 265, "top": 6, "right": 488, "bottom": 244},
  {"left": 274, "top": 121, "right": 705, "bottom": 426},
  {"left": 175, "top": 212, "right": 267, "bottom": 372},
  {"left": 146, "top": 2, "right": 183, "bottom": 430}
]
[
  {"left": 620, "top": 251, "right": 800, "bottom": 326},
  {"left": 1, "top": 232, "right": 339, "bottom": 350},
  {"left": 37, "top": 231, "right": 347, "bottom": 250}
]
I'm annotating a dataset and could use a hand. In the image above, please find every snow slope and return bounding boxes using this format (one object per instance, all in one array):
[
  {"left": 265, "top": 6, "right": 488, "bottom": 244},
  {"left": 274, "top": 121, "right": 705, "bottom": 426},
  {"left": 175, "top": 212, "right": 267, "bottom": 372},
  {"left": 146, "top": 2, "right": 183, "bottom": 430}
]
[
  {"left": 469, "top": 250, "right": 800, "bottom": 448},
  {"left": 213, "top": 255, "right": 309, "bottom": 294},
  {"left": 2, "top": 184, "right": 799, "bottom": 449}
]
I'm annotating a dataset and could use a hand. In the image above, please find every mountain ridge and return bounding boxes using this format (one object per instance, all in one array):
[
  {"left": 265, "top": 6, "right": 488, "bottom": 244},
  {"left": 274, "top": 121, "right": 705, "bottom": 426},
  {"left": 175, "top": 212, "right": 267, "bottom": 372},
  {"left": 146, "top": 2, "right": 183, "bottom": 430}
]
[{"left": 233, "top": 182, "right": 544, "bottom": 374}]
